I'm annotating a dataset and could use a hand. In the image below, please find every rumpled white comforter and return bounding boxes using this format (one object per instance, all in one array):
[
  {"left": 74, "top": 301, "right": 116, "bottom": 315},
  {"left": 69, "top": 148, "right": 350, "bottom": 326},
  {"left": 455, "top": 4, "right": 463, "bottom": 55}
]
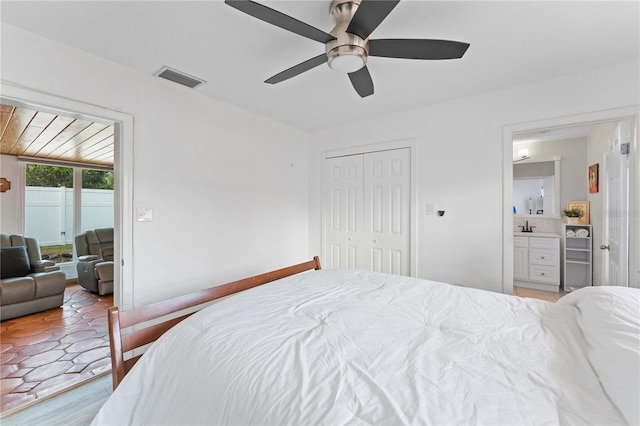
[{"left": 93, "top": 270, "right": 639, "bottom": 425}]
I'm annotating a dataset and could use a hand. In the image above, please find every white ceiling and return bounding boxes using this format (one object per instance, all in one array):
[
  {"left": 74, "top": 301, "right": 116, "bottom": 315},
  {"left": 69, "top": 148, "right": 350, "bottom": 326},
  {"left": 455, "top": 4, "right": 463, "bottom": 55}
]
[{"left": 1, "top": 1, "right": 638, "bottom": 132}]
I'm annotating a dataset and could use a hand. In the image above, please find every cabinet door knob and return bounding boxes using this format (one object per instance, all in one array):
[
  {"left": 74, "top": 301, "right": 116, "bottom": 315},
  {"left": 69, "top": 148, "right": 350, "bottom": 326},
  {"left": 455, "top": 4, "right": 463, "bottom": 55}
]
[
  {"left": 600, "top": 244, "right": 610, "bottom": 251},
  {"left": 541, "top": 273, "right": 545, "bottom": 276}
]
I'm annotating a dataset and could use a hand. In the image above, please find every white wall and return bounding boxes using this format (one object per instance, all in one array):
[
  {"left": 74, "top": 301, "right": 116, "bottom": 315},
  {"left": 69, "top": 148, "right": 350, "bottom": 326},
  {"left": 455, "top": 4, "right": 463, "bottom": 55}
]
[
  {"left": 1, "top": 24, "right": 310, "bottom": 306},
  {"left": 0, "top": 155, "right": 22, "bottom": 235},
  {"left": 308, "top": 61, "right": 639, "bottom": 293},
  {"left": 2, "top": 24, "right": 638, "bottom": 298}
]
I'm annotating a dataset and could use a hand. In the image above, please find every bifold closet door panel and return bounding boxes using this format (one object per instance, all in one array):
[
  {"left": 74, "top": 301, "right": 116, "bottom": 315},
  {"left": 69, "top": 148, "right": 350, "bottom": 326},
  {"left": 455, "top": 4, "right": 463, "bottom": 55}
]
[
  {"left": 363, "top": 148, "right": 411, "bottom": 275},
  {"left": 325, "top": 154, "right": 364, "bottom": 269}
]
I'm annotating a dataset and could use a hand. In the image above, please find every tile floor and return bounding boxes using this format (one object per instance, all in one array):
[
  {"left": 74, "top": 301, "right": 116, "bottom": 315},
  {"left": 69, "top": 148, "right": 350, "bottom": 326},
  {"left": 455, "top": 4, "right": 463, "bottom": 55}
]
[{"left": 0, "top": 285, "right": 113, "bottom": 415}]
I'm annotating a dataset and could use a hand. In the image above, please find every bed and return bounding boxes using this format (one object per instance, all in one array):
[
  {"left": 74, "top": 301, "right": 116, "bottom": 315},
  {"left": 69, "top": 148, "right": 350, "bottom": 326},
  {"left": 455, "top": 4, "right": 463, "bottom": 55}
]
[{"left": 93, "top": 257, "right": 640, "bottom": 425}]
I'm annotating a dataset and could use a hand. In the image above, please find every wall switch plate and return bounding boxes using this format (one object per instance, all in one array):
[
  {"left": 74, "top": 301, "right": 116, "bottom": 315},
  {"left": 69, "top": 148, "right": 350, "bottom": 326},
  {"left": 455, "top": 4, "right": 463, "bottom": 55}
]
[
  {"left": 426, "top": 203, "right": 435, "bottom": 215},
  {"left": 136, "top": 208, "right": 153, "bottom": 222}
]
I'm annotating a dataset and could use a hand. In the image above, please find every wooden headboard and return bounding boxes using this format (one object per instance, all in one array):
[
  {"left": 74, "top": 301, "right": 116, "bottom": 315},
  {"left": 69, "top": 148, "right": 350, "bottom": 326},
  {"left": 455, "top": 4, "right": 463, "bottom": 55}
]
[{"left": 107, "top": 256, "right": 322, "bottom": 389}]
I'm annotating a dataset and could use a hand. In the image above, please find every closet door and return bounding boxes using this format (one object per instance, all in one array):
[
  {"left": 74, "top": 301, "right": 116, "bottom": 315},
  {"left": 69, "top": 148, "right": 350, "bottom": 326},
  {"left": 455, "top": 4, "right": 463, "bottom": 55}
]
[
  {"left": 325, "top": 154, "right": 364, "bottom": 269},
  {"left": 363, "top": 148, "right": 411, "bottom": 275}
]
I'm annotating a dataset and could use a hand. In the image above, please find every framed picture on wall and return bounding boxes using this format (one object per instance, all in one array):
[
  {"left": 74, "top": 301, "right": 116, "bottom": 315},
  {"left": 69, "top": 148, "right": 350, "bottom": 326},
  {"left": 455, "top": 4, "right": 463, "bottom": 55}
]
[
  {"left": 567, "top": 201, "right": 590, "bottom": 225},
  {"left": 588, "top": 163, "right": 599, "bottom": 193}
]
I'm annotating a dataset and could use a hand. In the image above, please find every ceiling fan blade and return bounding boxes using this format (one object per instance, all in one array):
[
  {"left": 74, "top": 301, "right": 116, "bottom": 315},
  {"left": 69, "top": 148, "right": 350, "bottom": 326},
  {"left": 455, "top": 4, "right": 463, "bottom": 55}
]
[
  {"left": 348, "top": 66, "right": 374, "bottom": 98},
  {"left": 346, "top": 0, "right": 400, "bottom": 40},
  {"left": 225, "top": 0, "right": 336, "bottom": 44},
  {"left": 369, "top": 39, "right": 470, "bottom": 60},
  {"left": 265, "top": 54, "right": 328, "bottom": 84}
]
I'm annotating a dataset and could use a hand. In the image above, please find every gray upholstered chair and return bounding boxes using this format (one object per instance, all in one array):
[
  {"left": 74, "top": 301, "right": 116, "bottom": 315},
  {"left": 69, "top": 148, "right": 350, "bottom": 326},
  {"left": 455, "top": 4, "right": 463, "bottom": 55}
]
[
  {"left": 0, "top": 234, "right": 67, "bottom": 321},
  {"left": 75, "top": 228, "right": 114, "bottom": 295}
]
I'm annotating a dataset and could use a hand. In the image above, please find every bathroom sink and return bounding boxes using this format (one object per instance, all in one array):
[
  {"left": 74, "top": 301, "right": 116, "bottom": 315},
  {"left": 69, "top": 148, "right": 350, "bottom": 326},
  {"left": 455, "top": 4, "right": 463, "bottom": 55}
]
[{"left": 514, "top": 232, "right": 560, "bottom": 238}]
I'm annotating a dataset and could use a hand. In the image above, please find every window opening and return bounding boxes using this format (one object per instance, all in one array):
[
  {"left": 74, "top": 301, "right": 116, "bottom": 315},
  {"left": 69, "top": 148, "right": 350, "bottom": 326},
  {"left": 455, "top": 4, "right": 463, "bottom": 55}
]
[
  {"left": 81, "top": 169, "right": 114, "bottom": 232},
  {"left": 25, "top": 164, "right": 114, "bottom": 264}
]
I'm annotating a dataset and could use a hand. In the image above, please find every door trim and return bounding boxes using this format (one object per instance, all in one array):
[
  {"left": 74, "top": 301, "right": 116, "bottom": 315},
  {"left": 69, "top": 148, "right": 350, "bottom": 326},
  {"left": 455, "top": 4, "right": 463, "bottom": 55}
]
[
  {"left": 502, "top": 106, "right": 640, "bottom": 293},
  {"left": 321, "top": 138, "right": 417, "bottom": 277},
  {"left": 1, "top": 80, "right": 135, "bottom": 309}
]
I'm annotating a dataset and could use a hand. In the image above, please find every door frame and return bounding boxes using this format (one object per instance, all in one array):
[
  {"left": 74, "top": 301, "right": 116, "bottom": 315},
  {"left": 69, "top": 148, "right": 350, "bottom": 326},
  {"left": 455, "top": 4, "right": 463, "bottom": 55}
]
[
  {"left": 502, "top": 106, "right": 640, "bottom": 294},
  {"left": 321, "top": 138, "right": 417, "bottom": 277},
  {"left": 1, "top": 81, "right": 134, "bottom": 309}
]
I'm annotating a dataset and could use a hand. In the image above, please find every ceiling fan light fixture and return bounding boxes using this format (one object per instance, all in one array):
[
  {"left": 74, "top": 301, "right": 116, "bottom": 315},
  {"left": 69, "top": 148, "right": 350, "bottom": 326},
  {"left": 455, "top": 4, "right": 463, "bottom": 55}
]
[
  {"left": 327, "top": 45, "right": 367, "bottom": 73},
  {"left": 225, "top": 0, "right": 470, "bottom": 97}
]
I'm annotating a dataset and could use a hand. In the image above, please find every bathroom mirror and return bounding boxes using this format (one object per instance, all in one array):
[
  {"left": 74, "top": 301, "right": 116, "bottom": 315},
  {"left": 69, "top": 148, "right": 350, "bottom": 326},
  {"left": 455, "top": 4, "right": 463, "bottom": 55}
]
[{"left": 513, "top": 159, "right": 560, "bottom": 218}]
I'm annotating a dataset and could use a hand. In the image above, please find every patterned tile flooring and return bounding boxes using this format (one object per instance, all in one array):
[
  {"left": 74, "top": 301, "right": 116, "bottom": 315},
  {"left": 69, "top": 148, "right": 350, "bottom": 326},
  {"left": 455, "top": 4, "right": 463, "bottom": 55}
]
[{"left": 0, "top": 285, "right": 113, "bottom": 415}]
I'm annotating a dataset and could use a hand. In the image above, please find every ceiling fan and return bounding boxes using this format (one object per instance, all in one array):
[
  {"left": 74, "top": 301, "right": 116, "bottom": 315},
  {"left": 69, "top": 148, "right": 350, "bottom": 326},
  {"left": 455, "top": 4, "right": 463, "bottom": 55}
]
[{"left": 225, "top": 0, "right": 470, "bottom": 98}]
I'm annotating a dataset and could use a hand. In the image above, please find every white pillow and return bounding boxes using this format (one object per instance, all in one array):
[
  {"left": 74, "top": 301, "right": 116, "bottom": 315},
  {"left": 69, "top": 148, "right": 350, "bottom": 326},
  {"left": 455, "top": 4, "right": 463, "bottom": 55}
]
[{"left": 559, "top": 287, "right": 640, "bottom": 425}]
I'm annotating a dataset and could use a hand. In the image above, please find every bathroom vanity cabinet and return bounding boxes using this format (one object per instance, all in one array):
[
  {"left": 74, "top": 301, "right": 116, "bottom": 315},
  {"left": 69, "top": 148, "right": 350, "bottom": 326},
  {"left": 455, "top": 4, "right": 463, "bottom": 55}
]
[{"left": 513, "top": 233, "right": 560, "bottom": 291}]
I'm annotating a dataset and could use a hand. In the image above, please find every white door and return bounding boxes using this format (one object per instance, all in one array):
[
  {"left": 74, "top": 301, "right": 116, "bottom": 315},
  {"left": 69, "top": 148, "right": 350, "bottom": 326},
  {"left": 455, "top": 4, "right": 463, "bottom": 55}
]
[
  {"left": 602, "top": 121, "right": 629, "bottom": 286},
  {"left": 325, "top": 148, "right": 411, "bottom": 274},
  {"left": 325, "top": 154, "right": 364, "bottom": 269},
  {"left": 513, "top": 247, "right": 528, "bottom": 281},
  {"left": 363, "top": 149, "right": 411, "bottom": 275}
]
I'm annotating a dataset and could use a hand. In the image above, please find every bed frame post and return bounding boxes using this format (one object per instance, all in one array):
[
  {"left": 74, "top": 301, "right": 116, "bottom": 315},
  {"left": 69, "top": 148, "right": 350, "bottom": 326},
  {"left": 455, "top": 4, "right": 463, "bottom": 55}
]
[
  {"left": 313, "top": 256, "right": 322, "bottom": 270},
  {"left": 107, "top": 306, "right": 125, "bottom": 390}
]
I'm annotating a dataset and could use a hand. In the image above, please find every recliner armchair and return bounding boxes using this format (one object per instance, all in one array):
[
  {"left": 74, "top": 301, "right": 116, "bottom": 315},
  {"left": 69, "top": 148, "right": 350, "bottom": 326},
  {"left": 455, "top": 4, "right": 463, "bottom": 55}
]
[
  {"left": 75, "top": 228, "right": 114, "bottom": 295},
  {"left": 0, "top": 234, "right": 67, "bottom": 321}
]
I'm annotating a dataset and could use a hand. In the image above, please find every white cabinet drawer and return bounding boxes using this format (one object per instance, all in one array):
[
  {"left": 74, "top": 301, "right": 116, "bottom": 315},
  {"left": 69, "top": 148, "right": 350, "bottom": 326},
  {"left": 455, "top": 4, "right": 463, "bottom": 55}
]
[
  {"left": 529, "top": 237, "right": 558, "bottom": 250},
  {"left": 529, "top": 265, "right": 559, "bottom": 284},
  {"left": 529, "top": 249, "right": 559, "bottom": 267},
  {"left": 514, "top": 236, "right": 528, "bottom": 248},
  {"left": 513, "top": 234, "right": 560, "bottom": 287}
]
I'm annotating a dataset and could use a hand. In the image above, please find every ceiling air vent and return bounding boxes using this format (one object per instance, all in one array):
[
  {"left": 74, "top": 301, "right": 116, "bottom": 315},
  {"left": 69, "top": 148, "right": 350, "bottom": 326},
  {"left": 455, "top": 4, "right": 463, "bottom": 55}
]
[{"left": 154, "top": 66, "right": 206, "bottom": 88}]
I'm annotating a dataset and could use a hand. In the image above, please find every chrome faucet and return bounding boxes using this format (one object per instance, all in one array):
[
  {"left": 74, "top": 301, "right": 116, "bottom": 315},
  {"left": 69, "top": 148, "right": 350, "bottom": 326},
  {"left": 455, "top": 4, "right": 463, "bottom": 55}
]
[{"left": 519, "top": 220, "right": 536, "bottom": 233}]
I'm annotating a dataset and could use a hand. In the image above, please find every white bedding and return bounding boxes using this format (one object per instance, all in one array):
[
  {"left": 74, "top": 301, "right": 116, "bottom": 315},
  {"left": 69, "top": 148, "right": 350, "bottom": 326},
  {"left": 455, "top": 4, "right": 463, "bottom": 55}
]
[{"left": 93, "top": 270, "right": 639, "bottom": 425}]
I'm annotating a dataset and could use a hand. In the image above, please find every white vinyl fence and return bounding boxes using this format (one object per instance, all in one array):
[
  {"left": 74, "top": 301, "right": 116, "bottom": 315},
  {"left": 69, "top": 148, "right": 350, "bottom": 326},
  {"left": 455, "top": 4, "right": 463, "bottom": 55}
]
[{"left": 25, "top": 187, "right": 114, "bottom": 246}]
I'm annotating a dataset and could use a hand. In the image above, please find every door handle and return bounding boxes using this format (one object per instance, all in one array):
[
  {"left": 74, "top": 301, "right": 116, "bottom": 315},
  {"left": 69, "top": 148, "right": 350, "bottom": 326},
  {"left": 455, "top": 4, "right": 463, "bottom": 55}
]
[{"left": 600, "top": 244, "right": 610, "bottom": 251}]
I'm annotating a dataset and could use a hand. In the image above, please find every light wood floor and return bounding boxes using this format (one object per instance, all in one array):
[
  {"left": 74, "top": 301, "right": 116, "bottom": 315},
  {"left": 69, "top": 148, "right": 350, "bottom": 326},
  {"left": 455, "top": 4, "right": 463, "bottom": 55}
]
[
  {"left": 0, "top": 373, "right": 111, "bottom": 425},
  {"left": 1, "top": 286, "right": 567, "bottom": 425},
  {"left": 513, "top": 286, "right": 568, "bottom": 302}
]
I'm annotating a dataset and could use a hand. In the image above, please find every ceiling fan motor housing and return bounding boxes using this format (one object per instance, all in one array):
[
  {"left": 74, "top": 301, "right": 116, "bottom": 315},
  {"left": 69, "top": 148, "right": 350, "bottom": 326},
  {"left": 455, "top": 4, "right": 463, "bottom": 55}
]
[{"left": 326, "top": 0, "right": 368, "bottom": 73}]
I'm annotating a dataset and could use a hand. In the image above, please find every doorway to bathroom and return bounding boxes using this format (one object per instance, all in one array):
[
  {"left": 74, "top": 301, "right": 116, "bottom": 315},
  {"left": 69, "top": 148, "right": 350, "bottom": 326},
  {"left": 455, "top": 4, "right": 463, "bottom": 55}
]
[{"left": 502, "top": 107, "right": 639, "bottom": 295}]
